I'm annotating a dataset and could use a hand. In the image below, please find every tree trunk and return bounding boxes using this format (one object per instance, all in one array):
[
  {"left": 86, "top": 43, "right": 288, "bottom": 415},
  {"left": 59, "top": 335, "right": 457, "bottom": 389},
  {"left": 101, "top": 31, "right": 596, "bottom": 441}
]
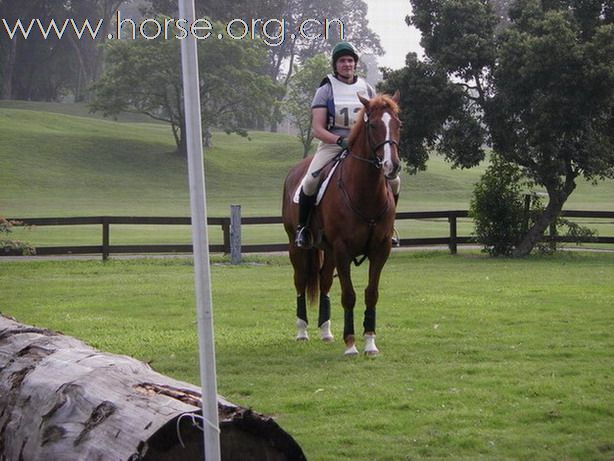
[
  {"left": 0, "top": 314, "right": 306, "bottom": 461},
  {"left": 513, "top": 180, "right": 576, "bottom": 257},
  {"left": 1, "top": 40, "right": 17, "bottom": 100},
  {"left": 67, "top": 35, "right": 90, "bottom": 103}
]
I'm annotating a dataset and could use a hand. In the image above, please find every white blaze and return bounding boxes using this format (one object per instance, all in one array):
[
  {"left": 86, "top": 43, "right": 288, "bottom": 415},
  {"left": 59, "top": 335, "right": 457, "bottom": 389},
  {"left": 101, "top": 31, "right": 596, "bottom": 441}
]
[{"left": 381, "top": 112, "right": 394, "bottom": 177}]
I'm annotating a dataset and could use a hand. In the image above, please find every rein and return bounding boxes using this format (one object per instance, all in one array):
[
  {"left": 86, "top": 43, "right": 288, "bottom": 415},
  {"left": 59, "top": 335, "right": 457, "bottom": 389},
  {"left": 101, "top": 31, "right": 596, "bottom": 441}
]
[
  {"left": 336, "top": 158, "right": 391, "bottom": 226},
  {"left": 336, "top": 159, "right": 391, "bottom": 266}
]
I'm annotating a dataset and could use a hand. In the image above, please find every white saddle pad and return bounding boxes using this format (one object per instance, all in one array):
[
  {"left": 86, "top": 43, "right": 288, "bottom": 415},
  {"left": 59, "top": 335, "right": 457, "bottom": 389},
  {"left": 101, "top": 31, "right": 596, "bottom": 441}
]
[{"left": 293, "top": 161, "right": 340, "bottom": 205}]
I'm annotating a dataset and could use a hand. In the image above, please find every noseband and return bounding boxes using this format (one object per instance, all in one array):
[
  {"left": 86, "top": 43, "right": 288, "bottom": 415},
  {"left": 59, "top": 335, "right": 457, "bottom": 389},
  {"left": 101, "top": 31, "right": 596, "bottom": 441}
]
[{"left": 349, "top": 111, "right": 400, "bottom": 170}]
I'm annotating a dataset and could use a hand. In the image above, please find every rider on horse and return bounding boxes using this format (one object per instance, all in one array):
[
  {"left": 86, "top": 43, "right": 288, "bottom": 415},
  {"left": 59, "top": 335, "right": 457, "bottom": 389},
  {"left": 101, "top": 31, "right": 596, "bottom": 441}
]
[{"left": 294, "top": 41, "right": 401, "bottom": 249}]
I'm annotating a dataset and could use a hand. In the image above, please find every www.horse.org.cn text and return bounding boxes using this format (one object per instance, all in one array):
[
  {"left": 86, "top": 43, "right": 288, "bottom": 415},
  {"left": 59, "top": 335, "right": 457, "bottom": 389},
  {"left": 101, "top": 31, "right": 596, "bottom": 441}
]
[{"left": 1, "top": 12, "right": 346, "bottom": 47}]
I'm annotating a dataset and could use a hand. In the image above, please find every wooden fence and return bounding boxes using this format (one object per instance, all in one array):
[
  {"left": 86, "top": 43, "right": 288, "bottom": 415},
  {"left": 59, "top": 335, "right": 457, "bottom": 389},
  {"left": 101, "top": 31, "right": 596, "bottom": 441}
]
[{"left": 3, "top": 209, "right": 614, "bottom": 261}]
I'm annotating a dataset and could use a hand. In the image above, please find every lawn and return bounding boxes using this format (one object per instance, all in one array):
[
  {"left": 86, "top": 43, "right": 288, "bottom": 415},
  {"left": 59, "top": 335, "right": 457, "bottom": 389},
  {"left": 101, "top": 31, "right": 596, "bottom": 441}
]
[
  {"left": 2, "top": 103, "right": 613, "bottom": 252},
  {"left": 2, "top": 103, "right": 614, "bottom": 459},
  {"left": 2, "top": 251, "right": 614, "bottom": 460}
]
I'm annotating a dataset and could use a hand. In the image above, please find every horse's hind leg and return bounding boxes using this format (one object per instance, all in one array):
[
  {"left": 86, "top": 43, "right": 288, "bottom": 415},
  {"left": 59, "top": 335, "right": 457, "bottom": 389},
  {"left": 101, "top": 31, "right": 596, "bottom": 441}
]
[{"left": 317, "top": 252, "right": 335, "bottom": 342}]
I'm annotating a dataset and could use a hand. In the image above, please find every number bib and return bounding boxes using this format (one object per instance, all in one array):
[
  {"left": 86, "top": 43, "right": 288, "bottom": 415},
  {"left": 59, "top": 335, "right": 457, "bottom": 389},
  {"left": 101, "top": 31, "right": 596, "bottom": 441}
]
[{"left": 328, "top": 74, "right": 371, "bottom": 130}]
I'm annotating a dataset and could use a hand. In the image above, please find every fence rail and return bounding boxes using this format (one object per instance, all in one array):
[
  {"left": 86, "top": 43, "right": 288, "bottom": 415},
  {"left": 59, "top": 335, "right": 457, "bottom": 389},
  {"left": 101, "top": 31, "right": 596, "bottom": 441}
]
[{"left": 3, "top": 209, "right": 614, "bottom": 261}]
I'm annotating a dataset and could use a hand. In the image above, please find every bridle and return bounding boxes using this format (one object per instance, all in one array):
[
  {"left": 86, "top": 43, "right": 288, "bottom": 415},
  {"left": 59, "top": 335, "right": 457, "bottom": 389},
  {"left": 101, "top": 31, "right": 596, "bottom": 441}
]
[{"left": 348, "top": 110, "right": 400, "bottom": 171}]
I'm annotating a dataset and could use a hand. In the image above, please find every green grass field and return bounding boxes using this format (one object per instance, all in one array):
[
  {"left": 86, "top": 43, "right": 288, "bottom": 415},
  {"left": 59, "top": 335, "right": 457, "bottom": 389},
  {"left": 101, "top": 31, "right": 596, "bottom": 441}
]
[
  {"left": 1, "top": 101, "right": 613, "bottom": 250},
  {"left": 1, "top": 102, "right": 614, "bottom": 459},
  {"left": 2, "top": 252, "right": 614, "bottom": 460}
]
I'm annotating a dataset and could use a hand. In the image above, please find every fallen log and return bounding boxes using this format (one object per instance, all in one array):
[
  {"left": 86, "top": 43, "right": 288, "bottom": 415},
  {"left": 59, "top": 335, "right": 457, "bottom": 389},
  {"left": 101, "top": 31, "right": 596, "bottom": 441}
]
[{"left": 0, "top": 314, "right": 306, "bottom": 461}]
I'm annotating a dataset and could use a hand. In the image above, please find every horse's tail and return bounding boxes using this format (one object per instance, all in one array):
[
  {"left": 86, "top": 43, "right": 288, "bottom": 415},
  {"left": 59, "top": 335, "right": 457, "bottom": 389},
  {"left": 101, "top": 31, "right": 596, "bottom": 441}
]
[{"left": 305, "top": 248, "right": 321, "bottom": 306}]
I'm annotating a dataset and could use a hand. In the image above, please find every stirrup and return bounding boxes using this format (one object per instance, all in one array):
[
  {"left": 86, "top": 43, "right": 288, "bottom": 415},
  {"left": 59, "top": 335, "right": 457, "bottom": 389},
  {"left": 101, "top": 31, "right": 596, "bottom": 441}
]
[
  {"left": 391, "top": 228, "right": 400, "bottom": 247},
  {"left": 294, "top": 226, "right": 313, "bottom": 249}
]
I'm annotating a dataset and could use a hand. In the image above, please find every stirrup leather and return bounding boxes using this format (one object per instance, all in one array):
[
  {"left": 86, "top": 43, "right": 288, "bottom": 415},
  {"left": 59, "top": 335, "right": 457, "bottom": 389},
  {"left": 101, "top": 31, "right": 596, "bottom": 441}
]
[
  {"left": 391, "top": 227, "right": 400, "bottom": 247},
  {"left": 295, "top": 226, "right": 314, "bottom": 249}
]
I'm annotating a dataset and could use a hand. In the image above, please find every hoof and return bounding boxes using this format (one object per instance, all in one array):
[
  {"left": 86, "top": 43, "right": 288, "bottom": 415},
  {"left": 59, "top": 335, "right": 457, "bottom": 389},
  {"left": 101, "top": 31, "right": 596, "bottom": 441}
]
[
  {"left": 364, "top": 334, "right": 379, "bottom": 356},
  {"left": 296, "top": 318, "right": 309, "bottom": 341},
  {"left": 296, "top": 329, "right": 309, "bottom": 341},
  {"left": 319, "top": 320, "right": 334, "bottom": 342},
  {"left": 344, "top": 344, "right": 359, "bottom": 356}
]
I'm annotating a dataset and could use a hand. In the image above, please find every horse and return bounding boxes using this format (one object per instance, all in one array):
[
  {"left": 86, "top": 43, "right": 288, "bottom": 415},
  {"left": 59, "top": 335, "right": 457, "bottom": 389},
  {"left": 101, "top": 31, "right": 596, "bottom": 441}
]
[{"left": 281, "top": 91, "right": 401, "bottom": 356}]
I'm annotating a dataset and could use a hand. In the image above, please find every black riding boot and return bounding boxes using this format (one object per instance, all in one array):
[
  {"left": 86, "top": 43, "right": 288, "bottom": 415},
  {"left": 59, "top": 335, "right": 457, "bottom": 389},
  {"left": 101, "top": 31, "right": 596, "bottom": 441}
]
[{"left": 295, "top": 189, "right": 316, "bottom": 248}]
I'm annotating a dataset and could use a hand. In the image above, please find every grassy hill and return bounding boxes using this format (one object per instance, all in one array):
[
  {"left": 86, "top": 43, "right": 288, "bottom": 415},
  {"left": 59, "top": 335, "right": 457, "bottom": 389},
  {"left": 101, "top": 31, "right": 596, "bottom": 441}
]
[{"left": 1, "top": 101, "right": 613, "bottom": 220}]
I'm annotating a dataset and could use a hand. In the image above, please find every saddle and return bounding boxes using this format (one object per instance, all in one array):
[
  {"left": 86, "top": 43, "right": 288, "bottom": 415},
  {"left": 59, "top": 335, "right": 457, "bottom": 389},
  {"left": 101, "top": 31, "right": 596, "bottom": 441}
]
[{"left": 292, "top": 153, "right": 345, "bottom": 206}]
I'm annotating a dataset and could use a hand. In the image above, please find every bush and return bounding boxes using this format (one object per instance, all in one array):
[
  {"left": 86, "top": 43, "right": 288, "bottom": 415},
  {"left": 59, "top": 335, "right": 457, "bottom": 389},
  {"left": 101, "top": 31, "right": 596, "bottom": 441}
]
[
  {"left": 0, "top": 217, "right": 35, "bottom": 256},
  {"left": 470, "top": 155, "right": 527, "bottom": 256}
]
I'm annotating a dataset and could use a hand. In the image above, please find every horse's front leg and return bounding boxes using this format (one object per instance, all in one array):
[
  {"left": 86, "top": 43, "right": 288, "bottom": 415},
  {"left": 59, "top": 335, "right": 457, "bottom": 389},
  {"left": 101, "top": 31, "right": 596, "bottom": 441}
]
[
  {"left": 334, "top": 248, "right": 358, "bottom": 355},
  {"left": 363, "top": 245, "right": 391, "bottom": 356},
  {"left": 289, "top": 246, "right": 310, "bottom": 341}
]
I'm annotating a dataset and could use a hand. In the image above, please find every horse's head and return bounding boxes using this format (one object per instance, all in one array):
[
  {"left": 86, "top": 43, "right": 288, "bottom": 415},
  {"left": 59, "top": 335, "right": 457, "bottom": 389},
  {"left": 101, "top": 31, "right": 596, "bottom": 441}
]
[{"left": 350, "top": 90, "right": 402, "bottom": 180}]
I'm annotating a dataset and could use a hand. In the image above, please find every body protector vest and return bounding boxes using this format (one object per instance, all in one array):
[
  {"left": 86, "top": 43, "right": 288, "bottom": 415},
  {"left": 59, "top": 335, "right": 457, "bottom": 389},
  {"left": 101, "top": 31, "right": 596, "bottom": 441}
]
[{"left": 327, "top": 74, "right": 371, "bottom": 131}]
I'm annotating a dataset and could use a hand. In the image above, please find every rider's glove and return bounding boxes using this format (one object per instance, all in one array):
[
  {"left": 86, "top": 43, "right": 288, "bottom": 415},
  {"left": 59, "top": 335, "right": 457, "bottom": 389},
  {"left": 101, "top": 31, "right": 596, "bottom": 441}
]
[{"left": 336, "top": 136, "right": 349, "bottom": 150}]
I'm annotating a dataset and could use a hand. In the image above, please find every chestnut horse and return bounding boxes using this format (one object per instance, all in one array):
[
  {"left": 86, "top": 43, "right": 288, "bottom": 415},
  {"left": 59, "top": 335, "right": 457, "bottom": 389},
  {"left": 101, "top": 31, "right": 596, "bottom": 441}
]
[{"left": 282, "top": 91, "right": 401, "bottom": 356}]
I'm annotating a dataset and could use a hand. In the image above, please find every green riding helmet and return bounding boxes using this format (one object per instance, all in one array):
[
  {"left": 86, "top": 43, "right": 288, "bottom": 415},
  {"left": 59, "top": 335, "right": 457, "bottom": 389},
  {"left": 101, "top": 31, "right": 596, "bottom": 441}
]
[{"left": 331, "top": 41, "right": 359, "bottom": 69}]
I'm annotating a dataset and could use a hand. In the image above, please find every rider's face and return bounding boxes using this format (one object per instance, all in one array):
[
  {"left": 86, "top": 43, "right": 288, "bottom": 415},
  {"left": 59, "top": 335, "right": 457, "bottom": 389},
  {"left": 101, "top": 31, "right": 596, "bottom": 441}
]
[{"left": 335, "top": 56, "right": 356, "bottom": 79}]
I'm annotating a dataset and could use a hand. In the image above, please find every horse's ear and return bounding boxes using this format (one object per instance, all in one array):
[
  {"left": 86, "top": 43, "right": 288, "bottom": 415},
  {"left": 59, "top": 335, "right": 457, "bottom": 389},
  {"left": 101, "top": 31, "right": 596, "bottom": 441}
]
[
  {"left": 358, "top": 93, "right": 370, "bottom": 108},
  {"left": 392, "top": 90, "right": 400, "bottom": 103}
]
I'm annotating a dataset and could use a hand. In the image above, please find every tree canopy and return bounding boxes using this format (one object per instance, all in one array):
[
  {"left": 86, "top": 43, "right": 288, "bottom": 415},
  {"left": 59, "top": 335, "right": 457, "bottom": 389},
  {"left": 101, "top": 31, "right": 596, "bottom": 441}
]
[
  {"left": 380, "top": 0, "right": 614, "bottom": 255},
  {"left": 1, "top": 0, "right": 382, "bottom": 104},
  {"left": 147, "top": 0, "right": 382, "bottom": 84},
  {"left": 90, "top": 20, "right": 282, "bottom": 154},
  {"left": 0, "top": 0, "right": 123, "bottom": 101}
]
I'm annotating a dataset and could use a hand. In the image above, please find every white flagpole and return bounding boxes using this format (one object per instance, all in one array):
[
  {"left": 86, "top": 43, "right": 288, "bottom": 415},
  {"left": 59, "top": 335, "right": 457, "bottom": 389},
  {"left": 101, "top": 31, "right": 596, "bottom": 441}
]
[{"left": 177, "top": 0, "right": 221, "bottom": 459}]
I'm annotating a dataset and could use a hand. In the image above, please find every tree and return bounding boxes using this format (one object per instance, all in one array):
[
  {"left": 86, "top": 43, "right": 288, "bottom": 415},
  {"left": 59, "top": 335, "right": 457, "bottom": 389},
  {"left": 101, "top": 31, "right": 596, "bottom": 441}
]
[
  {"left": 144, "top": 0, "right": 383, "bottom": 132},
  {"left": 147, "top": 0, "right": 383, "bottom": 84},
  {"left": 379, "top": 53, "right": 484, "bottom": 173},
  {"left": 0, "top": 0, "right": 123, "bottom": 101},
  {"left": 381, "top": 0, "right": 614, "bottom": 256},
  {"left": 65, "top": 0, "right": 125, "bottom": 101},
  {"left": 90, "top": 20, "right": 282, "bottom": 154},
  {"left": 0, "top": 0, "right": 71, "bottom": 100},
  {"left": 488, "top": 1, "right": 614, "bottom": 255},
  {"left": 283, "top": 53, "right": 329, "bottom": 157}
]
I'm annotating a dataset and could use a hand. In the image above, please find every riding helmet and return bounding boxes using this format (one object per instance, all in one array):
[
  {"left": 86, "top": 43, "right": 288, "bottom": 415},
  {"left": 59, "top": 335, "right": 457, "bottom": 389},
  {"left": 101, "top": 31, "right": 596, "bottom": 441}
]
[{"left": 331, "top": 41, "right": 359, "bottom": 69}]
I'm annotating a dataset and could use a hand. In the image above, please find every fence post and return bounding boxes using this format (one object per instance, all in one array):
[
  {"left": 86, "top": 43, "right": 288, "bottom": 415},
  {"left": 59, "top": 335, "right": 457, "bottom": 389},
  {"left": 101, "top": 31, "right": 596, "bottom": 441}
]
[
  {"left": 102, "top": 217, "right": 110, "bottom": 261},
  {"left": 230, "top": 205, "right": 241, "bottom": 265},
  {"left": 448, "top": 213, "right": 458, "bottom": 255}
]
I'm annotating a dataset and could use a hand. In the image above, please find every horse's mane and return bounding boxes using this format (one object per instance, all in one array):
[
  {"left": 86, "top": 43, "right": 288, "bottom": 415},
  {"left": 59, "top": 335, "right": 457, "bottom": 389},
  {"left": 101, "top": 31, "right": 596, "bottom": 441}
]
[{"left": 349, "top": 93, "right": 400, "bottom": 146}]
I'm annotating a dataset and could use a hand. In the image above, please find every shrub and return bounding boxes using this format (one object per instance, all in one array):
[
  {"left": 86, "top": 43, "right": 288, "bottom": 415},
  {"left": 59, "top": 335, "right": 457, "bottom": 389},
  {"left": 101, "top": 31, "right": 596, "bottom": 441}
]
[
  {"left": 470, "top": 155, "right": 527, "bottom": 256},
  {"left": 0, "top": 217, "right": 35, "bottom": 256}
]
